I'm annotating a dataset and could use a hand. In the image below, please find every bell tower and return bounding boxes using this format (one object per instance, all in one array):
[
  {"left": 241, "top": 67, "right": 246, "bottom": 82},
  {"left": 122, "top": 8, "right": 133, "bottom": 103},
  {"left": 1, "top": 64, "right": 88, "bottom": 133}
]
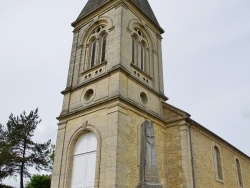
[{"left": 51, "top": 0, "right": 167, "bottom": 187}]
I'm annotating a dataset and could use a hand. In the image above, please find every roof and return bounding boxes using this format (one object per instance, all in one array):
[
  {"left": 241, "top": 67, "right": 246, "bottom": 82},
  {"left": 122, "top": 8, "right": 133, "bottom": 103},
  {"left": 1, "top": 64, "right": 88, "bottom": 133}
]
[
  {"left": 76, "top": 0, "right": 109, "bottom": 22},
  {"left": 130, "top": 0, "right": 160, "bottom": 28},
  {"left": 74, "top": 0, "right": 162, "bottom": 31}
]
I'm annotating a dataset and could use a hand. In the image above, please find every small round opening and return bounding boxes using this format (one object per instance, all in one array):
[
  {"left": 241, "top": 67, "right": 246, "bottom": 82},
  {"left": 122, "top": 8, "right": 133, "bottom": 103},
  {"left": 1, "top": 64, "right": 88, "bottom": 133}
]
[
  {"left": 140, "top": 92, "right": 148, "bottom": 106},
  {"left": 84, "top": 89, "right": 94, "bottom": 102}
]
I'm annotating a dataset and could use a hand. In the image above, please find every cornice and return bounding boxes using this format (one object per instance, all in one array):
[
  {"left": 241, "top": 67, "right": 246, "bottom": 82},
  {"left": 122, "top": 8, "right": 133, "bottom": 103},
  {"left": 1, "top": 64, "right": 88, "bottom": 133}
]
[
  {"left": 61, "top": 64, "right": 168, "bottom": 101},
  {"left": 57, "top": 94, "right": 169, "bottom": 128}
]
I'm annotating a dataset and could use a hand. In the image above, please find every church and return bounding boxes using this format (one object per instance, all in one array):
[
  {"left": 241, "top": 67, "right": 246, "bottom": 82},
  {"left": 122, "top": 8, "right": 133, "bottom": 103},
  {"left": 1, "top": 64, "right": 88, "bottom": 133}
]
[{"left": 51, "top": 0, "right": 250, "bottom": 187}]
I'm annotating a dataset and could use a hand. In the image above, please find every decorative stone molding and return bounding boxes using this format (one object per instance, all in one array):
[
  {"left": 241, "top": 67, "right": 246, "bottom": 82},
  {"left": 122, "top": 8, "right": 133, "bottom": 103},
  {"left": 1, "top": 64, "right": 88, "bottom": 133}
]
[
  {"left": 81, "top": 61, "right": 107, "bottom": 82},
  {"left": 131, "top": 64, "right": 152, "bottom": 87}
]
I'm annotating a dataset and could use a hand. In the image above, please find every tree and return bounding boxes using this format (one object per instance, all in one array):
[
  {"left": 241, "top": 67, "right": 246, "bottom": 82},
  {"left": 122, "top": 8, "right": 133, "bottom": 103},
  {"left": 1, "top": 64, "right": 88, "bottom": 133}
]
[
  {"left": 49, "top": 144, "right": 55, "bottom": 171},
  {"left": 0, "top": 183, "right": 14, "bottom": 188},
  {"left": 25, "top": 174, "right": 51, "bottom": 188},
  {"left": 0, "top": 124, "right": 14, "bottom": 181},
  {"left": 0, "top": 109, "right": 51, "bottom": 188}
]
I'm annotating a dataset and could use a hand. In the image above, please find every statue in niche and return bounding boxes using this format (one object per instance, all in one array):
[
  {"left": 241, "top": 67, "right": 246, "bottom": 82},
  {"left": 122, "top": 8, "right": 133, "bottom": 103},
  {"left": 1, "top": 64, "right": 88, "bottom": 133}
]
[{"left": 138, "top": 120, "right": 162, "bottom": 188}]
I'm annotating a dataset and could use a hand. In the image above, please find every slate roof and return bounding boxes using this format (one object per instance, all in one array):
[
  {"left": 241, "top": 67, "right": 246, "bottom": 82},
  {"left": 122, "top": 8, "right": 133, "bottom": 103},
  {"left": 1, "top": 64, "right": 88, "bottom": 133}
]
[
  {"left": 74, "top": 0, "right": 162, "bottom": 31},
  {"left": 130, "top": 0, "right": 160, "bottom": 27},
  {"left": 76, "top": 0, "right": 109, "bottom": 22}
]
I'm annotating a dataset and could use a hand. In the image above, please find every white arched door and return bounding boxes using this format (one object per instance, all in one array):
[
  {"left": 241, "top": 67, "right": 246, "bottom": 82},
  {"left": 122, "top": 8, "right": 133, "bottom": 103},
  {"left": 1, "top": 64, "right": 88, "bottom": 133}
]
[{"left": 71, "top": 131, "right": 97, "bottom": 188}]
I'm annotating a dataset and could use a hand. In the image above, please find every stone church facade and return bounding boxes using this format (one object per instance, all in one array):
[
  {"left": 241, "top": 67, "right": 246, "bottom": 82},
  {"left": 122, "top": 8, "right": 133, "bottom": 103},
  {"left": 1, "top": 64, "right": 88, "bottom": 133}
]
[{"left": 51, "top": 0, "right": 250, "bottom": 187}]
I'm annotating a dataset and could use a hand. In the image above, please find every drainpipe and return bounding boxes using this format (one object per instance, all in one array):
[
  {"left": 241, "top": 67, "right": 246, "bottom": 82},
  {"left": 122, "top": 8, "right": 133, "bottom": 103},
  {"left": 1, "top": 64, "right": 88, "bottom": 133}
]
[{"left": 188, "top": 121, "right": 196, "bottom": 188}]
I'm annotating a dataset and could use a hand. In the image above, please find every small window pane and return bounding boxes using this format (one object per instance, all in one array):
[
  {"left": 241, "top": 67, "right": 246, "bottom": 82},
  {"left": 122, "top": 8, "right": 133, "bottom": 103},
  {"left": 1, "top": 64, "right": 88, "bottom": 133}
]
[
  {"left": 101, "top": 35, "right": 107, "bottom": 63},
  {"left": 85, "top": 152, "right": 97, "bottom": 187},
  {"left": 91, "top": 40, "right": 96, "bottom": 67},
  {"left": 71, "top": 155, "right": 86, "bottom": 186},
  {"left": 132, "top": 37, "right": 135, "bottom": 64},
  {"left": 141, "top": 45, "right": 144, "bottom": 71},
  {"left": 74, "top": 134, "right": 88, "bottom": 155},
  {"left": 87, "top": 132, "right": 97, "bottom": 152}
]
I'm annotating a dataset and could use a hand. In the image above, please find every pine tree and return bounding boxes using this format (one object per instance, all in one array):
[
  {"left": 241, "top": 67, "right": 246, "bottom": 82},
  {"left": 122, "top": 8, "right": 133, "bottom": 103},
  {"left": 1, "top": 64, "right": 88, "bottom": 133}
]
[
  {"left": 0, "top": 124, "right": 14, "bottom": 181},
  {"left": 0, "top": 109, "right": 51, "bottom": 188}
]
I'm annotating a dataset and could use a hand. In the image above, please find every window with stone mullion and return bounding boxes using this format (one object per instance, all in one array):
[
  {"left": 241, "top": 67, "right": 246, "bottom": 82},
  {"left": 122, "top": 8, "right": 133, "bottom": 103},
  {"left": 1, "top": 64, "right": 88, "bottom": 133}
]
[
  {"left": 82, "top": 26, "right": 108, "bottom": 71},
  {"left": 131, "top": 29, "right": 150, "bottom": 75}
]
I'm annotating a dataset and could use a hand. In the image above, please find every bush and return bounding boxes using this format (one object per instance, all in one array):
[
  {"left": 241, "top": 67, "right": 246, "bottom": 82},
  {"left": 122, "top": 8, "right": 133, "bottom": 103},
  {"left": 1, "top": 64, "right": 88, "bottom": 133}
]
[{"left": 26, "top": 174, "right": 51, "bottom": 188}]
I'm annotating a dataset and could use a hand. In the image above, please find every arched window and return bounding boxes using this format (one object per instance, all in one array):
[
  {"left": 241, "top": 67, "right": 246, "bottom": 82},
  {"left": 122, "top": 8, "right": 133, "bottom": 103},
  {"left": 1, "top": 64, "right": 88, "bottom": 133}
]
[
  {"left": 236, "top": 158, "right": 243, "bottom": 187},
  {"left": 71, "top": 131, "right": 97, "bottom": 188},
  {"left": 214, "top": 146, "right": 223, "bottom": 180},
  {"left": 131, "top": 28, "right": 149, "bottom": 74},
  {"left": 83, "top": 25, "right": 108, "bottom": 71}
]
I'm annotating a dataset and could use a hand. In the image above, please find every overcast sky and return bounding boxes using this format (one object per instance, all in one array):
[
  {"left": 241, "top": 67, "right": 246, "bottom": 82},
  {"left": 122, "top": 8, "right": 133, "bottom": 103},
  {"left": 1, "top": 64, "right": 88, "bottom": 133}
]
[{"left": 1, "top": 0, "right": 250, "bottom": 187}]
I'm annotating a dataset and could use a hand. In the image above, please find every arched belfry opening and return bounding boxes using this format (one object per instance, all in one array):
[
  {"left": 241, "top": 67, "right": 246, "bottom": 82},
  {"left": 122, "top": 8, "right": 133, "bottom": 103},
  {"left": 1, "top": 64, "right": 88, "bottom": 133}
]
[
  {"left": 83, "top": 25, "right": 108, "bottom": 71},
  {"left": 131, "top": 28, "right": 150, "bottom": 75}
]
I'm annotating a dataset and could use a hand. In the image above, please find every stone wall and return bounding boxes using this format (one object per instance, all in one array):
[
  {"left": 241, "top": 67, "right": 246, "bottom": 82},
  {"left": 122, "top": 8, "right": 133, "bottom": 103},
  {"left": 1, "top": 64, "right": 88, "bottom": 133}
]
[{"left": 192, "top": 125, "right": 250, "bottom": 188}]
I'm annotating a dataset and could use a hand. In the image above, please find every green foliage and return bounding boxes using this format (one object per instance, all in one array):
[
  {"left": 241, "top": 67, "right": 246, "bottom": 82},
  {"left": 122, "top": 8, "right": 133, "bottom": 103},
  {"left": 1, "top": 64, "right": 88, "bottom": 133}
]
[
  {"left": 49, "top": 144, "right": 55, "bottom": 171},
  {"left": 0, "top": 124, "right": 14, "bottom": 181},
  {"left": 25, "top": 174, "right": 51, "bottom": 188},
  {"left": 0, "top": 109, "right": 51, "bottom": 188},
  {"left": 0, "top": 183, "right": 14, "bottom": 188}
]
